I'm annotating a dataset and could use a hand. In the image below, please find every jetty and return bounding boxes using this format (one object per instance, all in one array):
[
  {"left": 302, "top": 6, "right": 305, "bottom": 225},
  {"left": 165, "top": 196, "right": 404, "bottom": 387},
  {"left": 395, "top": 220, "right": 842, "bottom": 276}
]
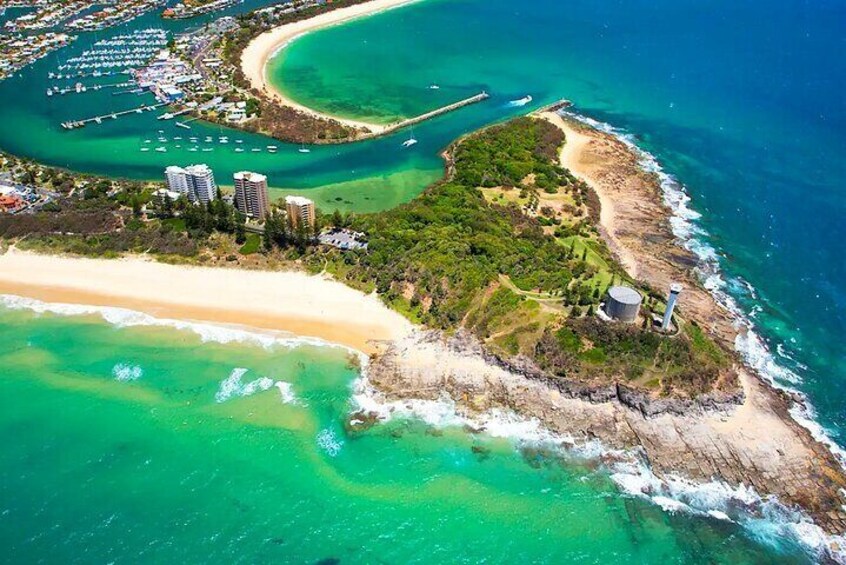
[
  {"left": 382, "top": 91, "right": 489, "bottom": 135},
  {"left": 157, "top": 108, "right": 191, "bottom": 121},
  {"left": 47, "top": 81, "right": 136, "bottom": 97},
  {"left": 60, "top": 103, "right": 167, "bottom": 130}
]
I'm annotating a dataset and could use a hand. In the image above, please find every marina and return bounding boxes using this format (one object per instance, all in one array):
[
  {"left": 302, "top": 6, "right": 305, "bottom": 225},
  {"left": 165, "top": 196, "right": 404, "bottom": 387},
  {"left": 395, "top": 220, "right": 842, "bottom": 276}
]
[
  {"left": 60, "top": 103, "right": 167, "bottom": 129},
  {"left": 46, "top": 80, "right": 136, "bottom": 97}
]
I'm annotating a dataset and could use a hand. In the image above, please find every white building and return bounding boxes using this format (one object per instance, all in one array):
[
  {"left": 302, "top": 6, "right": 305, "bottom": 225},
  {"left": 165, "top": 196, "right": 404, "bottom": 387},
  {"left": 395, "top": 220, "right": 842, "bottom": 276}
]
[
  {"left": 164, "top": 164, "right": 218, "bottom": 204},
  {"left": 233, "top": 171, "right": 269, "bottom": 219},
  {"left": 165, "top": 166, "right": 190, "bottom": 198},
  {"left": 186, "top": 164, "right": 217, "bottom": 203},
  {"left": 285, "top": 195, "right": 315, "bottom": 230}
]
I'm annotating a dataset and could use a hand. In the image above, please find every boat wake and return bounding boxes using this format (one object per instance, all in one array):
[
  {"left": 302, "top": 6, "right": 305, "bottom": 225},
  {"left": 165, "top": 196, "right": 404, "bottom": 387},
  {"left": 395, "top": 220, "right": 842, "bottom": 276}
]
[{"left": 506, "top": 94, "right": 533, "bottom": 107}]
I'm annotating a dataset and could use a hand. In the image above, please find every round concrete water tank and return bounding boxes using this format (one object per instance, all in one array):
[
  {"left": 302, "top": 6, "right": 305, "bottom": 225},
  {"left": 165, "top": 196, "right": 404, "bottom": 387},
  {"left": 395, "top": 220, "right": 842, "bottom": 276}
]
[{"left": 604, "top": 286, "right": 642, "bottom": 323}]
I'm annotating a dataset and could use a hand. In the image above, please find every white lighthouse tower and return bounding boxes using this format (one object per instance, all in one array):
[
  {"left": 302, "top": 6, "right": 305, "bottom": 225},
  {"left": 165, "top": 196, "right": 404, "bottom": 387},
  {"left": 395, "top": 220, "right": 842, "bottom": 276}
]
[{"left": 661, "top": 283, "right": 683, "bottom": 331}]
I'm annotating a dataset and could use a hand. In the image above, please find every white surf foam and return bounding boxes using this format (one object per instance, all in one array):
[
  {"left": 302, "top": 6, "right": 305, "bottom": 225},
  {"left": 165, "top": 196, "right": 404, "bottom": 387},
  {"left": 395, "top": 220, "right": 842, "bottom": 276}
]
[
  {"left": 274, "top": 381, "right": 297, "bottom": 404},
  {"left": 560, "top": 110, "right": 846, "bottom": 458},
  {"left": 214, "top": 368, "right": 300, "bottom": 405},
  {"left": 609, "top": 458, "right": 846, "bottom": 560},
  {"left": 112, "top": 363, "right": 143, "bottom": 382},
  {"left": 317, "top": 428, "right": 343, "bottom": 457},
  {"left": 352, "top": 367, "right": 844, "bottom": 559},
  {"left": 351, "top": 372, "right": 622, "bottom": 460},
  {"left": 0, "top": 294, "right": 358, "bottom": 356},
  {"left": 215, "top": 368, "right": 274, "bottom": 403}
]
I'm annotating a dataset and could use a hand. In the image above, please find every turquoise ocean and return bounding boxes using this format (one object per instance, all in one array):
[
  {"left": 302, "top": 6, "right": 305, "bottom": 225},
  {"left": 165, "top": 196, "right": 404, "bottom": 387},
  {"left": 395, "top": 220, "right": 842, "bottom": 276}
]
[{"left": 1, "top": 0, "right": 844, "bottom": 561}]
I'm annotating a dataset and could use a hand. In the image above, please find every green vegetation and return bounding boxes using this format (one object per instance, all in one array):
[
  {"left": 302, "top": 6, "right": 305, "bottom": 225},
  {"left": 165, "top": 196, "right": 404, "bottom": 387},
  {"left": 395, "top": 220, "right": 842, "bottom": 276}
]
[
  {"left": 310, "top": 117, "right": 733, "bottom": 396},
  {"left": 0, "top": 117, "right": 733, "bottom": 398},
  {"left": 238, "top": 233, "right": 261, "bottom": 255},
  {"left": 1, "top": 198, "right": 199, "bottom": 258}
]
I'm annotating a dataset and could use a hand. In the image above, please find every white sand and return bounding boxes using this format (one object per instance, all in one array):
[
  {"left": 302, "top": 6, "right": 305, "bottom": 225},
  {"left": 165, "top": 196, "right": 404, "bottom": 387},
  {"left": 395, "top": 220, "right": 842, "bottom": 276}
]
[
  {"left": 240, "top": 0, "right": 420, "bottom": 133},
  {"left": 0, "top": 249, "right": 413, "bottom": 353},
  {"left": 541, "top": 111, "right": 641, "bottom": 277}
]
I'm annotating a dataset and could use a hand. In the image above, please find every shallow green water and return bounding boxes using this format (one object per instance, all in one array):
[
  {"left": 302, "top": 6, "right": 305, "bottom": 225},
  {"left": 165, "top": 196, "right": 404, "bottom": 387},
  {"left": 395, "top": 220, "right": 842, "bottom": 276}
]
[
  {"left": 0, "top": 0, "right": 447, "bottom": 213},
  {"left": 0, "top": 305, "right": 812, "bottom": 563}
]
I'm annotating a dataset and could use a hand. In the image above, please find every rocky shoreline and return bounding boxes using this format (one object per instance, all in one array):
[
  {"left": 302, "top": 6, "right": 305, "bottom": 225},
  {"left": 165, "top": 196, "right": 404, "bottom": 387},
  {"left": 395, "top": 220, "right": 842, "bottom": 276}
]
[
  {"left": 363, "top": 111, "right": 846, "bottom": 551},
  {"left": 368, "top": 329, "right": 846, "bottom": 548}
]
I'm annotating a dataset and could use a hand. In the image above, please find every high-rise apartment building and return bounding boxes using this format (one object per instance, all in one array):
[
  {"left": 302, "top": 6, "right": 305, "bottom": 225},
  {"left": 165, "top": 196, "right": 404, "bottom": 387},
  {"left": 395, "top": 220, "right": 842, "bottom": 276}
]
[
  {"left": 165, "top": 166, "right": 190, "bottom": 198},
  {"left": 285, "top": 195, "right": 315, "bottom": 230},
  {"left": 163, "top": 164, "right": 217, "bottom": 204},
  {"left": 233, "top": 171, "right": 269, "bottom": 219},
  {"left": 185, "top": 164, "right": 217, "bottom": 204}
]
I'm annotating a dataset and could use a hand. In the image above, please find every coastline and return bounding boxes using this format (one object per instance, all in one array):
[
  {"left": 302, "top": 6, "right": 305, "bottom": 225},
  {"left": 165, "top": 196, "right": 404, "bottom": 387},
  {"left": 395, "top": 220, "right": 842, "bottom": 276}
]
[
  {"left": 240, "top": 0, "right": 420, "bottom": 135},
  {"left": 540, "top": 110, "right": 741, "bottom": 348},
  {"left": 358, "top": 110, "right": 846, "bottom": 552},
  {"left": 3, "top": 104, "right": 846, "bottom": 556},
  {"left": 0, "top": 249, "right": 413, "bottom": 355}
]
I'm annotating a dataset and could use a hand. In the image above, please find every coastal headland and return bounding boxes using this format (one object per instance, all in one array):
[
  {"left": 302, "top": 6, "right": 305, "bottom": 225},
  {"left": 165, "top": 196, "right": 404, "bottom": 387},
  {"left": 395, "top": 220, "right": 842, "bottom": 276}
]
[
  {"left": 363, "top": 110, "right": 846, "bottom": 547},
  {"left": 3, "top": 109, "right": 846, "bottom": 554}
]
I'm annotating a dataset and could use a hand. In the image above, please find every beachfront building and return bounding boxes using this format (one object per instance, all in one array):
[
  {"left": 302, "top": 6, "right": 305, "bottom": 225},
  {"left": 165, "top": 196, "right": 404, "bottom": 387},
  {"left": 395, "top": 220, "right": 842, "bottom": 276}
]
[
  {"left": 233, "top": 171, "right": 269, "bottom": 219},
  {"left": 0, "top": 193, "right": 24, "bottom": 213},
  {"left": 186, "top": 164, "right": 217, "bottom": 204},
  {"left": 164, "top": 164, "right": 217, "bottom": 203},
  {"left": 285, "top": 195, "right": 315, "bottom": 230},
  {"left": 165, "top": 165, "right": 191, "bottom": 198}
]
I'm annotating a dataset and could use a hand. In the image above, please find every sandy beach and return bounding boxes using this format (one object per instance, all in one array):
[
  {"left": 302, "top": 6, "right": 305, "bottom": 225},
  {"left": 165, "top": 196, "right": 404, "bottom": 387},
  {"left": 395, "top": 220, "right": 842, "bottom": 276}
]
[
  {"left": 0, "top": 249, "right": 413, "bottom": 354},
  {"left": 538, "top": 110, "right": 740, "bottom": 347},
  {"left": 543, "top": 111, "right": 640, "bottom": 277},
  {"left": 240, "top": 0, "right": 420, "bottom": 134}
]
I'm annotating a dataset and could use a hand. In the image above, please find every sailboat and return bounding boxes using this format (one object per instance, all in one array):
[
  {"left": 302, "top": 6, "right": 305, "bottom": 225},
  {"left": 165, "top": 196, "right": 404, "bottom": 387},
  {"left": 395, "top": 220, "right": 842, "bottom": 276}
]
[
  {"left": 402, "top": 127, "right": 418, "bottom": 148},
  {"left": 298, "top": 143, "right": 310, "bottom": 154}
]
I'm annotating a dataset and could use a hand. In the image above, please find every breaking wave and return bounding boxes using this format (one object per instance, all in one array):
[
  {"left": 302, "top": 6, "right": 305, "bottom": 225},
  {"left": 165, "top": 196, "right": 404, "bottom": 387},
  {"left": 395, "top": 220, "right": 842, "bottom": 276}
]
[
  {"left": 112, "top": 363, "right": 143, "bottom": 382},
  {"left": 215, "top": 368, "right": 274, "bottom": 403},
  {"left": 560, "top": 109, "right": 846, "bottom": 466},
  {"left": 0, "top": 294, "right": 355, "bottom": 355},
  {"left": 215, "top": 368, "right": 299, "bottom": 404},
  {"left": 317, "top": 428, "right": 343, "bottom": 457},
  {"left": 352, "top": 369, "right": 845, "bottom": 561}
]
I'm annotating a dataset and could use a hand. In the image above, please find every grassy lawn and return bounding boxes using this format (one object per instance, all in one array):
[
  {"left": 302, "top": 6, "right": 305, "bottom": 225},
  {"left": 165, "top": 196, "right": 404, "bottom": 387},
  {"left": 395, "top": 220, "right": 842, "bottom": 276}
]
[
  {"left": 161, "top": 217, "right": 187, "bottom": 232},
  {"left": 238, "top": 233, "right": 261, "bottom": 255}
]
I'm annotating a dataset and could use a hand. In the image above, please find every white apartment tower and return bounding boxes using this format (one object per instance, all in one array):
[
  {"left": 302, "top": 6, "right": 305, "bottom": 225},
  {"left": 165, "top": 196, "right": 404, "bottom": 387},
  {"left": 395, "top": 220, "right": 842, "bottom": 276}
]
[
  {"left": 185, "top": 164, "right": 217, "bottom": 204},
  {"left": 233, "top": 171, "right": 269, "bottom": 219},
  {"left": 165, "top": 166, "right": 190, "bottom": 198},
  {"left": 285, "top": 195, "right": 316, "bottom": 230},
  {"left": 164, "top": 164, "right": 217, "bottom": 204}
]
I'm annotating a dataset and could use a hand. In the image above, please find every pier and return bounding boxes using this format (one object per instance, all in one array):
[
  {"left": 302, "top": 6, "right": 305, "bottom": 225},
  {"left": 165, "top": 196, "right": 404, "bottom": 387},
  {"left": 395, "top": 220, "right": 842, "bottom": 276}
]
[
  {"left": 60, "top": 103, "right": 167, "bottom": 130},
  {"left": 157, "top": 108, "right": 192, "bottom": 121},
  {"left": 383, "top": 91, "right": 489, "bottom": 135},
  {"left": 47, "top": 81, "right": 136, "bottom": 97}
]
